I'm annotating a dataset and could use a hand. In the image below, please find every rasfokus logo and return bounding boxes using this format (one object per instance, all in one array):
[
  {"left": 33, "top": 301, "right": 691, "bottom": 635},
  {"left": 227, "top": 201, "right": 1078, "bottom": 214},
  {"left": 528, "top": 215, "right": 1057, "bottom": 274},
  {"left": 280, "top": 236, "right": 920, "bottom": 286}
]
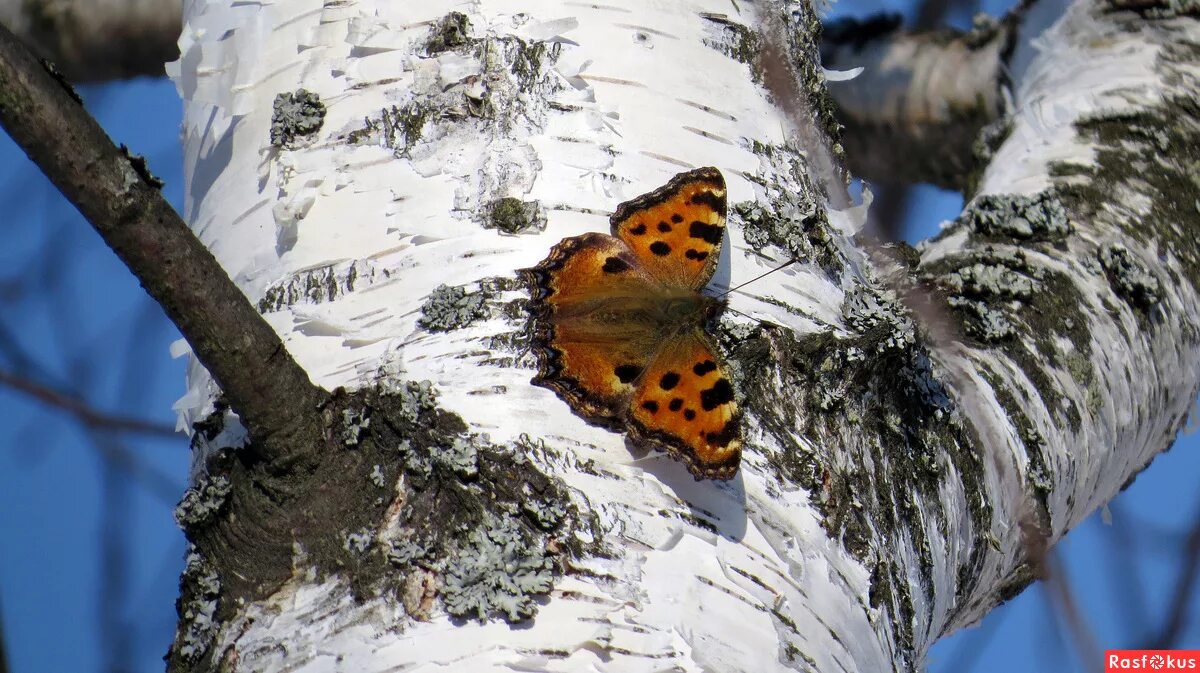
[{"left": 1106, "top": 650, "right": 1200, "bottom": 671}]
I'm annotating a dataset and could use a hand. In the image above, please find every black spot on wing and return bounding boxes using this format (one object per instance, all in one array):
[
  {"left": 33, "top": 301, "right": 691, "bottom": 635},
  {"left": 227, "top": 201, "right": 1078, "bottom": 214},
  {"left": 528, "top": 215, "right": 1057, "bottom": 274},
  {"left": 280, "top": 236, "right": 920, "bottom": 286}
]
[
  {"left": 657, "top": 221, "right": 672, "bottom": 232},
  {"left": 614, "top": 364, "right": 642, "bottom": 383},
  {"left": 693, "top": 360, "right": 717, "bottom": 376},
  {"left": 684, "top": 409, "right": 696, "bottom": 420},
  {"left": 671, "top": 214, "right": 684, "bottom": 223},
  {"left": 700, "top": 378, "right": 734, "bottom": 411},
  {"left": 602, "top": 256, "right": 631, "bottom": 273},
  {"left": 668, "top": 398, "right": 684, "bottom": 412},
  {"left": 685, "top": 249, "right": 709, "bottom": 261},
  {"left": 660, "top": 372, "right": 680, "bottom": 390},
  {"left": 689, "top": 220, "right": 722, "bottom": 244},
  {"left": 704, "top": 417, "right": 739, "bottom": 447},
  {"left": 629, "top": 223, "right": 647, "bottom": 235},
  {"left": 649, "top": 241, "right": 671, "bottom": 256},
  {"left": 689, "top": 190, "right": 726, "bottom": 216},
  {"left": 642, "top": 400, "right": 659, "bottom": 414}
]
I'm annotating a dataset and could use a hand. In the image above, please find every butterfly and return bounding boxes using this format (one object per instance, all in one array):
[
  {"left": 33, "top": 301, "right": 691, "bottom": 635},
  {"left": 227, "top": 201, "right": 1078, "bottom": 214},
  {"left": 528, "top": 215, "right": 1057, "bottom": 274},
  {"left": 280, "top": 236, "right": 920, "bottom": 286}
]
[{"left": 521, "top": 167, "right": 742, "bottom": 480}]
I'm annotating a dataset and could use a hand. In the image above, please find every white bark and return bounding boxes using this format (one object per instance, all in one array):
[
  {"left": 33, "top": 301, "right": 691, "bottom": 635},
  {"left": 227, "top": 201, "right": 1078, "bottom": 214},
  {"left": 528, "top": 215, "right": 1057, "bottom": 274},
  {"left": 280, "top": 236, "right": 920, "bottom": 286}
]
[{"left": 165, "top": 0, "right": 1200, "bottom": 671}]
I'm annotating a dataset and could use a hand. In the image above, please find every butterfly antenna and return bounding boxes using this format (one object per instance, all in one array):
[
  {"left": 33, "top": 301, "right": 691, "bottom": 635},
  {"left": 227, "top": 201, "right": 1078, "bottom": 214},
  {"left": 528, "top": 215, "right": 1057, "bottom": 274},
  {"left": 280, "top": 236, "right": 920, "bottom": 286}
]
[{"left": 713, "top": 258, "right": 798, "bottom": 299}]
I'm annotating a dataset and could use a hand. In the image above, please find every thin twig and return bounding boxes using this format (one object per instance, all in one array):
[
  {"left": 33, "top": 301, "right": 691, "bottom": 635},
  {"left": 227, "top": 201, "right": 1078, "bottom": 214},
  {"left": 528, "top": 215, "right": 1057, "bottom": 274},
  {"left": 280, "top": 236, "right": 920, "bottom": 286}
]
[
  {"left": 0, "top": 369, "right": 177, "bottom": 436},
  {"left": 1148, "top": 504, "right": 1200, "bottom": 648}
]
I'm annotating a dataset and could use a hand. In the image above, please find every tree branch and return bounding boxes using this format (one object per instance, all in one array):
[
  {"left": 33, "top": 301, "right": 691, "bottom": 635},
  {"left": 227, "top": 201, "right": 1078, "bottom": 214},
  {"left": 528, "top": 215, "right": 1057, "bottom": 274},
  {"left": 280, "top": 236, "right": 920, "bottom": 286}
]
[
  {"left": 0, "top": 0, "right": 180, "bottom": 81},
  {"left": 821, "top": 15, "right": 1009, "bottom": 190},
  {"left": 0, "top": 22, "right": 328, "bottom": 468}
]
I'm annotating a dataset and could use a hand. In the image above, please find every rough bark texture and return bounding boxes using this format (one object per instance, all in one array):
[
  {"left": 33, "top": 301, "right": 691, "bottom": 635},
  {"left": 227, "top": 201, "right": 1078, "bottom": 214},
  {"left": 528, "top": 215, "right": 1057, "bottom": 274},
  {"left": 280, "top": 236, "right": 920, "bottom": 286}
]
[
  {"left": 0, "top": 0, "right": 180, "bottom": 81},
  {"left": 156, "top": 0, "right": 1200, "bottom": 671}
]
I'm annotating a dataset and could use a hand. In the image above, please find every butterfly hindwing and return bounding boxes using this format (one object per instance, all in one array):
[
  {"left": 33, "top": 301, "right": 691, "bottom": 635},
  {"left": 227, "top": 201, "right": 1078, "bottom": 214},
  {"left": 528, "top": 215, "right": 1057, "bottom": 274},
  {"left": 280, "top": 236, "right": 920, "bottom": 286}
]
[
  {"left": 627, "top": 330, "right": 741, "bottom": 480},
  {"left": 610, "top": 167, "right": 727, "bottom": 292}
]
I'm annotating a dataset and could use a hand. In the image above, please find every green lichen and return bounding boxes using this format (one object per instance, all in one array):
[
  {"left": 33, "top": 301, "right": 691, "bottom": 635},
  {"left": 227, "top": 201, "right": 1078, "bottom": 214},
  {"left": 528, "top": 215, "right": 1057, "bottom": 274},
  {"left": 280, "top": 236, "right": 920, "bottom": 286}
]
[
  {"left": 270, "top": 89, "right": 326, "bottom": 148},
  {"left": 387, "top": 538, "right": 431, "bottom": 566},
  {"left": 842, "top": 284, "right": 917, "bottom": 355},
  {"left": 441, "top": 514, "right": 554, "bottom": 622},
  {"left": 925, "top": 248, "right": 1049, "bottom": 343},
  {"left": 426, "top": 12, "right": 472, "bottom": 54},
  {"left": 347, "top": 103, "right": 432, "bottom": 157},
  {"left": 487, "top": 197, "right": 546, "bottom": 234},
  {"left": 418, "top": 284, "right": 491, "bottom": 332}
]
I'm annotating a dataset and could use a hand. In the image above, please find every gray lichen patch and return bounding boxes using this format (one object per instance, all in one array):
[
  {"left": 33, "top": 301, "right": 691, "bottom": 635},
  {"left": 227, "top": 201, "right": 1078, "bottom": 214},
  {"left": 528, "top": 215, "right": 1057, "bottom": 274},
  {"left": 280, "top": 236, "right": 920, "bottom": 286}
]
[
  {"left": 923, "top": 248, "right": 1050, "bottom": 343},
  {"left": 426, "top": 12, "right": 473, "bottom": 55},
  {"left": 345, "top": 102, "right": 432, "bottom": 157},
  {"left": 168, "top": 381, "right": 598, "bottom": 670},
  {"left": 418, "top": 283, "right": 492, "bottom": 332},
  {"left": 1099, "top": 243, "right": 1162, "bottom": 311},
  {"left": 174, "top": 474, "right": 233, "bottom": 531},
  {"left": 734, "top": 149, "right": 844, "bottom": 275},
  {"left": 257, "top": 259, "right": 388, "bottom": 313},
  {"left": 958, "top": 191, "right": 1072, "bottom": 243},
  {"left": 441, "top": 513, "right": 554, "bottom": 621},
  {"left": 168, "top": 549, "right": 222, "bottom": 665},
  {"left": 270, "top": 89, "right": 326, "bottom": 148},
  {"left": 341, "top": 407, "right": 370, "bottom": 446},
  {"left": 842, "top": 284, "right": 918, "bottom": 355},
  {"left": 487, "top": 197, "right": 547, "bottom": 235},
  {"left": 726, "top": 319, "right": 981, "bottom": 656}
]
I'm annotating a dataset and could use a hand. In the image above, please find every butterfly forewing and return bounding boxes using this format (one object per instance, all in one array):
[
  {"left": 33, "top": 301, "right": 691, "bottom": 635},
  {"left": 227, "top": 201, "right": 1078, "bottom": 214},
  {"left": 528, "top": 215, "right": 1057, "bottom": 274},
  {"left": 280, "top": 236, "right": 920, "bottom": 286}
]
[
  {"left": 524, "top": 168, "right": 743, "bottom": 480},
  {"left": 523, "top": 232, "right": 664, "bottom": 425},
  {"left": 610, "top": 167, "right": 727, "bottom": 292},
  {"left": 626, "top": 330, "right": 741, "bottom": 480}
]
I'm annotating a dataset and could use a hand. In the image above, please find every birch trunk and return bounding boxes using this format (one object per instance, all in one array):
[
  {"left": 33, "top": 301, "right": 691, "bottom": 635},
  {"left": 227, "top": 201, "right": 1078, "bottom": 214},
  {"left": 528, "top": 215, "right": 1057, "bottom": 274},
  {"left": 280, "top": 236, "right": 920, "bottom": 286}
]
[{"left": 163, "top": 0, "right": 1200, "bottom": 671}]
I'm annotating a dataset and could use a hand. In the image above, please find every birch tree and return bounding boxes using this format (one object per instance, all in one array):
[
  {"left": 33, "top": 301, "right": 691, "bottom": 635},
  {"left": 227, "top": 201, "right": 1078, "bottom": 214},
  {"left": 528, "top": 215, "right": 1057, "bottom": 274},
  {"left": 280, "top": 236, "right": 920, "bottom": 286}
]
[{"left": 2, "top": 0, "right": 1197, "bottom": 670}]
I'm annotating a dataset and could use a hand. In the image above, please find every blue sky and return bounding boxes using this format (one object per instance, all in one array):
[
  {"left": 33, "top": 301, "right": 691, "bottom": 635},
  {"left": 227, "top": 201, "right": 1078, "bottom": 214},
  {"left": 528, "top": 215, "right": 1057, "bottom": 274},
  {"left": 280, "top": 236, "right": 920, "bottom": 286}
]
[{"left": 0, "top": 13, "right": 1196, "bottom": 673}]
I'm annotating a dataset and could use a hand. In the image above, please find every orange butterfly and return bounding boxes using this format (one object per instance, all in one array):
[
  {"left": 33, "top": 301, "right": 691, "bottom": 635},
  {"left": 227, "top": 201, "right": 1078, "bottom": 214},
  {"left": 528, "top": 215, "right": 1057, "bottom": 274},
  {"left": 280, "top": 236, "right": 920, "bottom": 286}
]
[{"left": 522, "top": 167, "right": 741, "bottom": 480}]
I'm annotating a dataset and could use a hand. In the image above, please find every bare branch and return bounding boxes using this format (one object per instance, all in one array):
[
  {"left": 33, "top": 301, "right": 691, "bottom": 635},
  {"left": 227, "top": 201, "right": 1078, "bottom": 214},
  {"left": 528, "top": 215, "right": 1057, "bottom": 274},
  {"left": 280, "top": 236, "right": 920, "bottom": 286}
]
[
  {"left": 0, "top": 368, "right": 177, "bottom": 436},
  {"left": 0, "top": 0, "right": 180, "bottom": 81},
  {"left": 822, "top": 16, "right": 1008, "bottom": 190},
  {"left": 1149, "top": 504, "right": 1200, "bottom": 648},
  {"left": 0, "top": 23, "right": 329, "bottom": 468}
]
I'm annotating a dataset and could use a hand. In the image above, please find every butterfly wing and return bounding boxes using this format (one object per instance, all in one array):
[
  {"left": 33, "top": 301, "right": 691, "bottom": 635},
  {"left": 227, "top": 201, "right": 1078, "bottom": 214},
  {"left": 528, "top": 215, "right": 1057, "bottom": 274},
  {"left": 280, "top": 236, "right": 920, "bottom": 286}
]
[
  {"left": 610, "top": 167, "right": 727, "bottom": 292},
  {"left": 626, "top": 330, "right": 741, "bottom": 480},
  {"left": 522, "top": 232, "right": 663, "bottom": 426}
]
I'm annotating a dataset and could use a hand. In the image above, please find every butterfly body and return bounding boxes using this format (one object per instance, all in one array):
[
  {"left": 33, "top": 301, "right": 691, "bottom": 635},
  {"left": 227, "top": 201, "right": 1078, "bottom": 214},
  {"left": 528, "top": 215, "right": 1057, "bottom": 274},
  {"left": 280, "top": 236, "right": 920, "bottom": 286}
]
[{"left": 523, "top": 168, "right": 742, "bottom": 480}]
